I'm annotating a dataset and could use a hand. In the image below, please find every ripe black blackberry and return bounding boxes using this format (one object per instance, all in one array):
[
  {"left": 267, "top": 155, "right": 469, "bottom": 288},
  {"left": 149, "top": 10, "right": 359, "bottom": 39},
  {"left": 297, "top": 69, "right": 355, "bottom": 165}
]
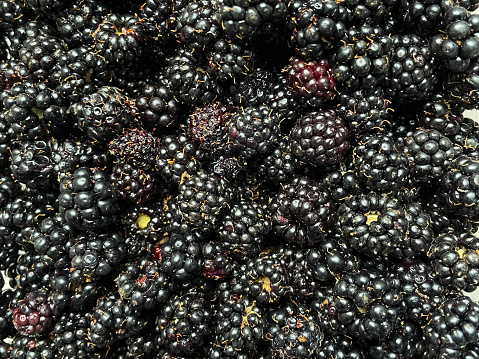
[
  {"left": 10, "top": 140, "right": 55, "bottom": 191},
  {"left": 217, "top": 0, "right": 287, "bottom": 40},
  {"left": 166, "top": 48, "right": 219, "bottom": 106},
  {"left": 333, "top": 269, "right": 402, "bottom": 341},
  {"left": 338, "top": 192, "right": 408, "bottom": 257},
  {"left": 58, "top": 167, "right": 119, "bottom": 232},
  {"left": 424, "top": 296, "right": 479, "bottom": 358},
  {"left": 201, "top": 241, "right": 232, "bottom": 280},
  {"left": 5, "top": 20, "right": 57, "bottom": 59},
  {"left": 111, "top": 161, "right": 160, "bottom": 204},
  {"left": 317, "top": 334, "right": 365, "bottom": 359},
  {"left": 331, "top": 25, "right": 392, "bottom": 90},
  {"left": 92, "top": 13, "right": 148, "bottom": 66},
  {"left": 0, "top": 171, "right": 19, "bottom": 210},
  {"left": 428, "top": 230, "right": 479, "bottom": 292},
  {"left": 385, "top": 34, "right": 438, "bottom": 102},
  {"left": 450, "top": 116, "right": 479, "bottom": 154},
  {"left": 228, "top": 66, "right": 277, "bottom": 107},
  {"left": 264, "top": 300, "right": 322, "bottom": 359},
  {"left": 418, "top": 96, "right": 463, "bottom": 136},
  {"left": 444, "top": 59, "right": 479, "bottom": 110},
  {"left": 431, "top": 6, "right": 479, "bottom": 72},
  {"left": 269, "top": 175, "right": 336, "bottom": 246},
  {"left": 396, "top": 0, "right": 445, "bottom": 36},
  {"left": 207, "top": 39, "right": 254, "bottom": 82},
  {"left": 155, "top": 290, "right": 213, "bottom": 355},
  {"left": 72, "top": 86, "right": 135, "bottom": 142},
  {"left": 177, "top": 170, "right": 234, "bottom": 230},
  {"left": 353, "top": 132, "right": 410, "bottom": 192},
  {"left": 287, "top": 0, "right": 348, "bottom": 59},
  {"left": 255, "top": 139, "right": 300, "bottom": 184},
  {"left": 404, "top": 128, "right": 455, "bottom": 183},
  {"left": 441, "top": 154, "right": 479, "bottom": 219},
  {"left": 289, "top": 109, "right": 351, "bottom": 166},
  {"left": 425, "top": 194, "right": 469, "bottom": 236},
  {"left": 9, "top": 336, "right": 55, "bottom": 359},
  {"left": 216, "top": 200, "right": 272, "bottom": 261},
  {"left": 121, "top": 202, "right": 166, "bottom": 244},
  {"left": 320, "top": 162, "right": 362, "bottom": 202}
]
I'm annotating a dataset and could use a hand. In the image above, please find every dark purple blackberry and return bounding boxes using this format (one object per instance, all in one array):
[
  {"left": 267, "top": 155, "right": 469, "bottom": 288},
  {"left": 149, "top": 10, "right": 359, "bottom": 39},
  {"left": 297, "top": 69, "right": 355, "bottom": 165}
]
[
  {"left": 177, "top": 170, "right": 234, "bottom": 230},
  {"left": 58, "top": 167, "right": 118, "bottom": 232},
  {"left": 72, "top": 86, "right": 135, "bottom": 142},
  {"left": 289, "top": 109, "right": 351, "bottom": 166},
  {"left": 187, "top": 101, "right": 231, "bottom": 149},
  {"left": 263, "top": 300, "right": 322, "bottom": 359},
  {"left": 111, "top": 161, "right": 160, "bottom": 204},
  {"left": 10, "top": 140, "right": 55, "bottom": 191},
  {"left": 167, "top": 48, "right": 219, "bottom": 106},
  {"left": 216, "top": 200, "right": 272, "bottom": 261},
  {"left": 217, "top": 0, "right": 287, "bottom": 40},
  {"left": 155, "top": 132, "right": 205, "bottom": 186},
  {"left": 109, "top": 128, "right": 160, "bottom": 170},
  {"left": 338, "top": 192, "right": 408, "bottom": 257},
  {"left": 385, "top": 34, "right": 438, "bottom": 103},
  {"left": 441, "top": 154, "right": 479, "bottom": 219},
  {"left": 444, "top": 59, "right": 479, "bottom": 110},
  {"left": 256, "top": 139, "right": 300, "bottom": 184},
  {"left": 286, "top": 57, "right": 336, "bottom": 106},
  {"left": 392, "top": 260, "right": 445, "bottom": 325},
  {"left": 333, "top": 269, "right": 402, "bottom": 341},
  {"left": 353, "top": 133, "right": 410, "bottom": 192},
  {"left": 404, "top": 128, "right": 455, "bottom": 182},
  {"left": 207, "top": 39, "right": 254, "bottom": 82},
  {"left": 227, "top": 105, "right": 279, "bottom": 160},
  {"left": 428, "top": 230, "right": 479, "bottom": 292},
  {"left": 12, "top": 289, "right": 59, "bottom": 336},
  {"left": 68, "top": 231, "right": 126, "bottom": 285},
  {"left": 155, "top": 290, "right": 213, "bottom": 355},
  {"left": 92, "top": 13, "right": 148, "bottom": 66},
  {"left": 201, "top": 241, "right": 232, "bottom": 280},
  {"left": 424, "top": 296, "right": 479, "bottom": 358},
  {"left": 135, "top": 80, "right": 182, "bottom": 130},
  {"left": 287, "top": 0, "right": 348, "bottom": 59},
  {"left": 269, "top": 175, "right": 336, "bottom": 246},
  {"left": 331, "top": 25, "right": 392, "bottom": 90},
  {"left": 431, "top": 6, "right": 479, "bottom": 72},
  {"left": 208, "top": 294, "right": 264, "bottom": 359},
  {"left": 116, "top": 258, "right": 177, "bottom": 310},
  {"left": 246, "top": 252, "right": 292, "bottom": 303}
]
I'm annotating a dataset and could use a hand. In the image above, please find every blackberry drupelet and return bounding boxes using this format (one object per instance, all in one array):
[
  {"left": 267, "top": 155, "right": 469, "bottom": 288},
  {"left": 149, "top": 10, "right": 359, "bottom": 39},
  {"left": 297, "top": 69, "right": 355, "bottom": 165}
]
[
  {"left": 338, "top": 192, "right": 408, "bottom": 257},
  {"left": 111, "top": 161, "right": 160, "bottom": 204},
  {"left": 428, "top": 230, "right": 479, "bottom": 292},
  {"left": 424, "top": 296, "right": 479, "bottom": 358},
  {"left": 353, "top": 132, "right": 410, "bottom": 192},
  {"left": 289, "top": 109, "right": 351, "bottom": 166},
  {"left": 269, "top": 175, "right": 336, "bottom": 246},
  {"left": 58, "top": 167, "right": 118, "bottom": 232}
]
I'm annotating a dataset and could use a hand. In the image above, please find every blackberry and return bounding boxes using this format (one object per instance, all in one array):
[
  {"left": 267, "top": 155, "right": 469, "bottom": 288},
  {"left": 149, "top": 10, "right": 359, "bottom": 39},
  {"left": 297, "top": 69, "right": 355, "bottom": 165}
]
[
  {"left": 201, "top": 241, "right": 232, "bottom": 280},
  {"left": 109, "top": 128, "right": 160, "bottom": 170},
  {"left": 207, "top": 39, "right": 254, "bottom": 82},
  {"left": 5, "top": 20, "right": 57, "bottom": 59},
  {"left": 418, "top": 96, "right": 462, "bottom": 136},
  {"left": 217, "top": 0, "right": 288, "bottom": 40},
  {"left": 353, "top": 133, "right": 410, "bottom": 192},
  {"left": 396, "top": 0, "right": 445, "bottom": 36},
  {"left": 227, "top": 105, "right": 280, "bottom": 160},
  {"left": 338, "top": 192, "right": 408, "bottom": 257},
  {"left": 331, "top": 25, "right": 392, "bottom": 90},
  {"left": 155, "top": 290, "right": 213, "bottom": 355},
  {"left": 9, "top": 336, "right": 55, "bottom": 359},
  {"left": 404, "top": 128, "right": 455, "bottom": 183},
  {"left": 135, "top": 80, "right": 181, "bottom": 130},
  {"left": 68, "top": 231, "right": 126, "bottom": 285},
  {"left": 58, "top": 167, "right": 119, "bottom": 232},
  {"left": 431, "top": 6, "right": 479, "bottom": 72},
  {"left": 333, "top": 269, "right": 402, "bottom": 341},
  {"left": 255, "top": 139, "right": 300, "bottom": 184},
  {"left": 12, "top": 289, "right": 60, "bottom": 336},
  {"left": 392, "top": 260, "right": 445, "bottom": 325},
  {"left": 10, "top": 140, "right": 55, "bottom": 191},
  {"left": 450, "top": 116, "right": 479, "bottom": 154},
  {"left": 287, "top": 0, "right": 348, "bottom": 59},
  {"left": 342, "top": 0, "right": 394, "bottom": 26},
  {"left": 385, "top": 34, "right": 438, "bottom": 103},
  {"left": 289, "top": 109, "right": 351, "bottom": 166},
  {"left": 228, "top": 66, "right": 277, "bottom": 107},
  {"left": 177, "top": 170, "right": 234, "bottom": 230},
  {"left": 111, "top": 161, "right": 160, "bottom": 204},
  {"left": 121, "top": 202, "right": 166, "bottom": 243},
  {"left": 426, "top": 194, "right": 469, "bottom": 236},
  {"left": 263, "top": 300, "right": 322, "bottom": 359},
  {"left": 320, "top": 163, "right": 362, "bottom": 202},
  {"left": 424, "top": 296, "right": 479, "bottom": 358},
  {"left": 444, "top": 59, "right": 479, "bottom": 110},
  {"left": 92, "top": 13, "right": 148, "bottom": 66},
  {"left": 216, "top": 200, "right": 272, "bottom": 261},
  {"left": 155, "top": 132, "right": 205, "bottom": 186},
  {"left": 317, "top": 334, "right": 365, "bottom": 359},
  {"left": 269, "top": 175, "right": 336, "bottom": 246},
  {"left": 286, "top": 57, "right": 336, "bottom": 106},
  {"left": 166, "top": 48, "right": 219, "bottom": 106},
  {"left": 428, "top": 230, "right": 479, "bottom": 292},
  {"left": 25, "top": 0, "right": 66, "bottom": 13},
  {"left": 441, "top": 154, "right": 479, "bottom": 219},
  {"left": 73, "top": 86, "right": 135, "bottom": 142},
  {"left": 158, "top": 231, "right": 203, "bottom": 283}
]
